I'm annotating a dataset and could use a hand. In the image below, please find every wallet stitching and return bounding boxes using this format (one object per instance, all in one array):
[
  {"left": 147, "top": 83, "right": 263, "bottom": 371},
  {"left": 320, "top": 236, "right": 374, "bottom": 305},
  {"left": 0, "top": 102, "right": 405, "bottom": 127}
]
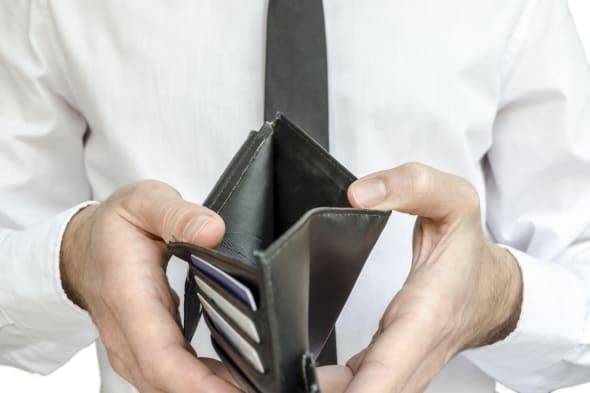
[
  {"left": 209, "top": 137, "right": 261, "bottom": 211},
  {"left": 211, "top": 120, "right": 354, "bottom": 213},
  {"left": 211, "top": 136, "right": 264, "bottom": 213},
  {"left": 217, "top": 137, "right": 270, "bottom": 214},
  {"left": 281, "top": 119, "right": 355, "bottom": 183},
  {"left": 265, "top": 212, "right": 386, "bottom": 260}
]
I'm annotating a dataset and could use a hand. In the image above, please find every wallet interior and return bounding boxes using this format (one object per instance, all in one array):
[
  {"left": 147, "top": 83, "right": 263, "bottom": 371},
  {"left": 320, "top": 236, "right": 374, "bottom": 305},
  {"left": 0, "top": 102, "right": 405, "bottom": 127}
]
[
  {"left": 169, "top": 115, "right": 390, "bottom": 393},
  {"left": 204, "top": 114, "right": 355, "bottom": 265}
]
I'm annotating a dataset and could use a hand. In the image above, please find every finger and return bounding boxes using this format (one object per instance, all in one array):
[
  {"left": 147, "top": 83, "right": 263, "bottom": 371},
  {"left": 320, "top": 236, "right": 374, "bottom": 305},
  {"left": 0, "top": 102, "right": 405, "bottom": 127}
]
[
  {"left": 99, "top": 318, "right": 160, "bottom": 392},
  {"left": 390, "top": 324, "right": 454, "bottom": 393},
  {"left": 348, "top": 163, "right": 480, "bottom": 222},
  {"left": 104, "top": 343, "right": 136, "bottom": 386},
  {"left": 120, "top": 291, "right": 240, "bottom": 393},
  {"left": 345, "top": 347, "right": 368, "bottom": 374},
  {"left": 116, "top": 180, "right": 225, "bottom": 247},
  {"left": 200, "top": 358, "right": 238, "bottom": 387},
  {"left": 316, "top": 365, "right": 353, "bottom": 393},
  {"left": 169, "top": 288, "right": 182, "bottom": 326},
  {"left": 99, "top": 223, "right": 234, "bottom": 392},
  {"left": 343, "top": 315, "right": 438, "bottom": 393},
  {"left": 399, "top": 351, "right": 443, "bottom": 393},
  {"left": 346, "top": 321, "right": 384, "bottom": 373}
]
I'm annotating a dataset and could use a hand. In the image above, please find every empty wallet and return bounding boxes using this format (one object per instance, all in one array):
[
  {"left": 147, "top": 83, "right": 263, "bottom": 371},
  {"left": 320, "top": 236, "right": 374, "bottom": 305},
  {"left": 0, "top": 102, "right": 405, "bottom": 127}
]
[{"left": 168, "top": 114, "right": 390, "bottom": 393}]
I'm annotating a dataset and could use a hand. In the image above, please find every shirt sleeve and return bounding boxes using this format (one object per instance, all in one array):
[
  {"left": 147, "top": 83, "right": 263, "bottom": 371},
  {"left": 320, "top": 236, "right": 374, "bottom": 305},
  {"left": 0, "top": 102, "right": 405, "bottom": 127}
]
[
  {"left": 0, "top": 0, "right": 98, "bottom": 374},
  {"left": 464, "top": 1, "right": 590, "bottom": 391}
]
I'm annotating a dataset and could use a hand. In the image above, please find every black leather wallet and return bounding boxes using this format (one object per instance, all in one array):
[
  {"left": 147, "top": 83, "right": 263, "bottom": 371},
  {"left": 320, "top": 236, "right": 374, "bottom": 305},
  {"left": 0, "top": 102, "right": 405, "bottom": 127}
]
[{"left": 169, "top": 114, "right": 390, "bottom": 393}]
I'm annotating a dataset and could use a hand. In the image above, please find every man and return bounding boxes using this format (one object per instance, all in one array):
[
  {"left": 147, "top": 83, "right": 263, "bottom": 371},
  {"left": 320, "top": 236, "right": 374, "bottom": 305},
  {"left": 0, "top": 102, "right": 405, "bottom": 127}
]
[{"left": 1, "top": 0, "right": 589, "bottom": 392}]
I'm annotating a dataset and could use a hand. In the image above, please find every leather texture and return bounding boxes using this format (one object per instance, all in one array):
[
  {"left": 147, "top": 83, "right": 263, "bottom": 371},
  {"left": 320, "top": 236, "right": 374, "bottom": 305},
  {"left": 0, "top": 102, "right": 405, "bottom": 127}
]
[{"left": 169, "top": 115, "right": 390, "bottom": 393}]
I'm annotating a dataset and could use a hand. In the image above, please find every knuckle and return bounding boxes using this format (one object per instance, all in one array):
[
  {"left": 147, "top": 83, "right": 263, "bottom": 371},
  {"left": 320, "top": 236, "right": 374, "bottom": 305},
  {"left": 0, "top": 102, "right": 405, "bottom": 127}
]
[
  {"left": 134, "top": 179, "right": 175, "bottom": 195},
  {"left": 358, "top": 358, "right": 396, "bottom": 387},
  {"left": 131, "top": 180, "right": 174, "bottom": 203},
  {"left": 403, "top": 163, "right": 433, "bottom": 200},
  {"left": 161, "top": 202, "right": 188, "bottom": 229},
  {"left": 160, "top": 202, "right": 196, "bottom": 240},
  {"left": 116, "top": 180, "right": 179, "bottom": 210}
]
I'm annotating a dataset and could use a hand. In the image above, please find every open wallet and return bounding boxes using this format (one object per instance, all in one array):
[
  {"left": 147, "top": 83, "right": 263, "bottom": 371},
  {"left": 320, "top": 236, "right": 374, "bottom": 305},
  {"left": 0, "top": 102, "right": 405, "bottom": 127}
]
[{"left": 168, "top": 114, "right": 390, "bottom": 393}]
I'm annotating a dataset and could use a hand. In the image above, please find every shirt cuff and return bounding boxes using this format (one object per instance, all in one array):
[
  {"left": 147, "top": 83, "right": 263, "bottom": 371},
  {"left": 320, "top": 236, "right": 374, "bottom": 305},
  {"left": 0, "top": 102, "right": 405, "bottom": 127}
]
[
  {"left": 0, "top": 201, "right": 99, "bottom": 374},
  {"left": 464, "top": 246, "right": 587, "bottom": 392}
]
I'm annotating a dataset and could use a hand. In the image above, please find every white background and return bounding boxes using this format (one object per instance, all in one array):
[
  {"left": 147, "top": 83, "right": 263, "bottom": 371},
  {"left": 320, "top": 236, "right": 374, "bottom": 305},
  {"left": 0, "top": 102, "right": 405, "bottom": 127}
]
[{"left": 1, "top": 1, "right": 589, "bottom": 392}]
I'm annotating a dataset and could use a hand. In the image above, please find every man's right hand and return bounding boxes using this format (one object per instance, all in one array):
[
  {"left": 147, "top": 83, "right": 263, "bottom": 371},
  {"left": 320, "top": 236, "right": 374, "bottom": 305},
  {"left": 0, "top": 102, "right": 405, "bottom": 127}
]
[{"left": 60, "top": 180, "right": 241, "bottom": 393}]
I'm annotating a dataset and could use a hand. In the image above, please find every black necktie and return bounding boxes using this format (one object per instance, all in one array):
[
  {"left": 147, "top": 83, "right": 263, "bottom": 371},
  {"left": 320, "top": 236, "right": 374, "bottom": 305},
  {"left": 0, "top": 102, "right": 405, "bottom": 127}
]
[
  {"left": 264, "top": 0, "right": 336, "bottom": 365},
  {"left": 264, "top": 0, "right": 329, "bottom": 150}
]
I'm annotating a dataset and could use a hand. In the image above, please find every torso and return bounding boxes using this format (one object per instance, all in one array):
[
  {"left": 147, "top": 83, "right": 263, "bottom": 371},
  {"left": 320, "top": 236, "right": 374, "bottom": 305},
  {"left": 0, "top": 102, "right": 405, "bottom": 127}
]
[{"left": 45, "top": 1, "right": 530, "bottom": 390}]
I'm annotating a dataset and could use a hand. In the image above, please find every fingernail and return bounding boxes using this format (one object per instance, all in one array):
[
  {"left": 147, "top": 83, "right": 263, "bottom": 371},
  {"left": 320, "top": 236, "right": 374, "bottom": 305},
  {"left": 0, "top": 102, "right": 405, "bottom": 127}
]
[
  {"left": 351, "top": 178, "right": 387, "bottom": 208},
  {"left": 184, "top": 215, "right": 211, "bottom": 242}
]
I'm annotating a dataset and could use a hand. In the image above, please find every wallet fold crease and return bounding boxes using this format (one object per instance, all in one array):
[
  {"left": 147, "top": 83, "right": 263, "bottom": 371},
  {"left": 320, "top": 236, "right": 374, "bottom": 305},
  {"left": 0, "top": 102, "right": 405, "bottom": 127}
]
[{"left": 169, "top": 114, "right": 391, "bottom": 393}]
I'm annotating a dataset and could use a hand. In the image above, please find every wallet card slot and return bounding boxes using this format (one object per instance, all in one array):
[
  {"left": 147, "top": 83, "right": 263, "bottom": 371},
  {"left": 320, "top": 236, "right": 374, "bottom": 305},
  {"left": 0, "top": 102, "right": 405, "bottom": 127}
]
[
  {"left": 203, "top": 311, "right": 268, "bottom": 377},
  {"left": 193, "top": 270, "right": 258, "bottom": 317},
  {"left": 169, "top": 242, "right": 260, "bottom": 286},
  {"left": 211, "top": 337, "right": 267, "bottom": 393},
  {"left": 199, "top": 295, "right": 265, "bottom": 373},
  {"left": 193, "top": 271, "right": 261, "bottom": 344},
  {"left": 191, "top": 253, "right": 259, "bottom": 311},
  {"left": 172, "top": 114, "right": 391, "bottom": 393}
]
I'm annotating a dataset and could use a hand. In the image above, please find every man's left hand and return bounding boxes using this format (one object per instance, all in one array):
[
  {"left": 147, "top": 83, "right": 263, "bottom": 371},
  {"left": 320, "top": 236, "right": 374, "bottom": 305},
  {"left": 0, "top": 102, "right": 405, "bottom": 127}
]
[{"left": 318, "top": 163, "right": 523, "bottom": 393}]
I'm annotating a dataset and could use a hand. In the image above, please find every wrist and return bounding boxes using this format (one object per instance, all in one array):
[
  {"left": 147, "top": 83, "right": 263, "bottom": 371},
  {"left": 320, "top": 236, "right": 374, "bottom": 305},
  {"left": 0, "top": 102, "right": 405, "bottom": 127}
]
[
  {"left": 60, "top": 204, "right": 99, "bottom": 310},
  {"left": 496, "top": 246, "right": 523, "bottom": 337},
  {"left": 468, "top": 244, "right": 523, "bottom": 349}
]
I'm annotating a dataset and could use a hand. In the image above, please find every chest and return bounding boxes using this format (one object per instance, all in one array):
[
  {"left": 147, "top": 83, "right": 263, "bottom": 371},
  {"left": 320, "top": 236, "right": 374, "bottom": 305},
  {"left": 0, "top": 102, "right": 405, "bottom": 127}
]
[{"left": 50, "top": 0, "right": 523, "bottom": 198}]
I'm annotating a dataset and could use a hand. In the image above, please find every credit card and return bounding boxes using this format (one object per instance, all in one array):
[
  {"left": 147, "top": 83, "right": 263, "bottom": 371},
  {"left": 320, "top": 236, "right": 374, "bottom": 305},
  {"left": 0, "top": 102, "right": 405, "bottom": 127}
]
[
  {"left": 190, "top": 254, "right": 257, "bottom": 311},
  {"left": 195, "top": 275, "right": 260, "bottom": 343},
  {"left": 198, "top": 294, "right": 264, "bottom": 373}
]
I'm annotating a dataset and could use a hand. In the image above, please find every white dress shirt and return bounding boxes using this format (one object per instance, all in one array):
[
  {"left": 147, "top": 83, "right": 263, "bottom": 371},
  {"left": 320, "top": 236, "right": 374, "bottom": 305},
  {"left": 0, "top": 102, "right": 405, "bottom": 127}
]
[{"left": 1, "top": 0, "right": 589, "bottom": 392}]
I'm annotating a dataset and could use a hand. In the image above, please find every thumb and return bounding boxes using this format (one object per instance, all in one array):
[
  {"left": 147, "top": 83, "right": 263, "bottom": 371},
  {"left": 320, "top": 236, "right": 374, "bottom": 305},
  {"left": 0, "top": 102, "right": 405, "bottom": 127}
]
[
  {"left": 114, "top": 180, "right": 225, "bottom": 247},
  {"left": 348, "top": 163, "right": 480, "bottom": 222}
]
